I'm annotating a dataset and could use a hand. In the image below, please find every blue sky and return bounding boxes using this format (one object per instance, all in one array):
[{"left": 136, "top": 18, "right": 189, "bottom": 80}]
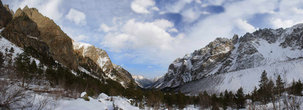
[{"left": 3, "top": 0, "right": 303, "bottom": 78}]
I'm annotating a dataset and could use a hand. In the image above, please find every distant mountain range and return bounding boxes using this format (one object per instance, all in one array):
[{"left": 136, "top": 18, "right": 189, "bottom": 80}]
[{"left": 132, "top": 75, "right": 160, "bottom": 88}]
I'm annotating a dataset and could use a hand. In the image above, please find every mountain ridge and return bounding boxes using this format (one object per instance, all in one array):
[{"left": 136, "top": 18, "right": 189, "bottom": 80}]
[
  {"left": 0, "top": 4, "right": 137, "bottom": 88},
  {"left": 153, "top": 23, "right": 303, "bottom": 94}
]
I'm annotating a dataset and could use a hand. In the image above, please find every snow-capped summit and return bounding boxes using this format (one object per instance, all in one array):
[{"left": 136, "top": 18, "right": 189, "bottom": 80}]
[
  {"left": 132, "top": 75, "right": 157, "bottom": 88},
  {"left": 153, "top": 24, "right": 303, "bottom": 94},
  {"left": 73, "top": 41, "right": 137, "bottom": 87}
]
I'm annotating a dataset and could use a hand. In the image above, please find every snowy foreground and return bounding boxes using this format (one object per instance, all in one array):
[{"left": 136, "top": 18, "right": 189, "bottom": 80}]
[
  {"left": 33, "top": 91, "right": 303, "bottom": 110},
  {"left": 30, "top": 92, "right": 199, "bottom": 110},
  {"left": 55, "top": 92, "right": 139, "bottom": 110}
]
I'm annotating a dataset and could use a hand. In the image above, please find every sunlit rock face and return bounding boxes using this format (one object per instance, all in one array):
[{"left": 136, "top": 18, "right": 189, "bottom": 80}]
[
  {"left": 0, "top": 4, "right": 136, "bottom": 88},
  {"left": 73, "top": 42, "right": 137, "bottom": 87}
]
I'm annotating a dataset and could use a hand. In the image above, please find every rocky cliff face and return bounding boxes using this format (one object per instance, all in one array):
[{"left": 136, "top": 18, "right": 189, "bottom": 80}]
[
  {"left": 112, "top": 64, "right": 137, "bottom": 87},
  {"left": 73, "top": 42, "right": 136, "bottom": 87},
  {"left": 0, "top": 0, "right": 12, "bottom": 28},
  {"left": 154, "top": 24, "right": 303, "bottom": 94},
  {"left": 12, "top": 6, "right": 78, "bottom": 70},
  {"left": 0, "top": 4, "right": 136, "bottom": 88},
  {"left": 154, "top": 37, "right": 235, "bottom": 88}
]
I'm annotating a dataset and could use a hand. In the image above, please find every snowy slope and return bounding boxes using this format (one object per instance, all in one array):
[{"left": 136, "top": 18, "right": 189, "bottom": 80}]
[
  {"left": 0, "top": 34, "right": 23, "bottom": 58},
  {"left": 132, "top": 75, "right": 157, "bottom": 88},
  {"left": 55, "top": 92, "right": 139, "bottom": 110},
  {"left": 73, "top": 41, "right": 136, "bottom": 87},
  {"left": 28, "top": 91, "right": 201, "bottom": 110},
  {"left": 178, "top": 58, "right": 303, "bottom": 94},
  {"left": 154, "top": 23, "right": 303, "bottom": 94},
  {"left": 73, "top": 42, "right": 111, "bottom": 72}
]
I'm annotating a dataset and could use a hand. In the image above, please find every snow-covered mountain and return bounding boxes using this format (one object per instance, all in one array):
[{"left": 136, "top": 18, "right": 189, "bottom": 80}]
[
  {"left": 132, "top": 75, "right": 158, "bottom": 88},
  {"left": 73, "top": 42, "right": 136, "bottom": 87},
  {"left": 153, "top": 24, "right": 303, "bottom": 94}
]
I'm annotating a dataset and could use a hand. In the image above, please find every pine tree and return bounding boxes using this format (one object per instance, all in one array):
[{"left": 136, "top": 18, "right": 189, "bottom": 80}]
[
  {"left": 267, "top": 79, "right": 275, "bottom": 100},
  {"left": 176, "top": 91, "right": 186, "bottom": 109},
  {"left": 0, "top": 52, "right": 4, "bottom": 68},
  {"left": 199, "top": 91, "right": 211, "bottom": 108},
  {"left": 15, "top": 52, "right": 31, "bottom": 87},
  {"left": 37, "top": 63, "right": 44, "bottom": 75},
  {"left": 259, "top": 70, "right": 269, "bottom": 88},
  {"left": 235, "top": 87, "right": 245, "bottom": 109},
  {"left": 222, "top": 90, "right": 229, "bottom": 109},
  {"left": 258, "top": 70, "right": 272, "bottom": 104},
  {"left": 251, "top": 87, "right": 258, "bottom": 102},
  {"left": 211, "top": 94, "right": 219, "bottom": 110},
  {"left": 290, "top": 80, "right": 303, "bottom": 96},
  {"left": 275, "top": 75, "right": 284, "bottom": 96},
  {"left": 29, "top": 60, "right": 38, "bottom": 74}
]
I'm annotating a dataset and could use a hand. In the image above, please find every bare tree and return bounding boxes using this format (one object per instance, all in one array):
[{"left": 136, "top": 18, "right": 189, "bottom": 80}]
[{"left": 0, "top": 80, "right": 27, "bottom": 109}]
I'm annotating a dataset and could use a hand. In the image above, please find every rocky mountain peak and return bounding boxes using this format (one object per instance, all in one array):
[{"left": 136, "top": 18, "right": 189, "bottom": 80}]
[
  {"left": 73, "top": 41, "right": 137, "bottom": 87},
  {"left": 154, "top": 23, "right": 303, "bottom": 93},
  {"left": 73, "top": 41, "right": 113, "bottom": 73},
  {"left": 0, "top": 0, "right": 12, "bottom": 28},
  {"left": 11, "top": 6, "right": 78, "bottom": 70},
  {"left": 0, "top": 4, "right": 137, "bottom": 88}
]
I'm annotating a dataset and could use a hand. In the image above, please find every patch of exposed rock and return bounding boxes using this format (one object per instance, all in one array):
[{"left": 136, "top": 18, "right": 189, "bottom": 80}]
[
  {"left": 73, "top": 42, "right": 137, "bottom": 87},
  {"left": 0, "top": 0, "right": 12, "bottom": 28},
  {"left": 12, "top": 6, "right": 78, "bottom": 70}
]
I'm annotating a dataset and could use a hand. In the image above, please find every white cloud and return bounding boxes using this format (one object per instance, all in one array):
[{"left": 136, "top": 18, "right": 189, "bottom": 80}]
[
  {"left": 99, "top": 24, "right": 114, "bottom": 32},
  {"left": 201, "top": 11, "right": 210, "bottom": 15},
  {"left": 151, "top": 7, "right": 160, "bottom": 11},
  {"left": 195, "top": 0, "right": 202, "bottom": 4},
  {"left": 269, "top": 0, "right": 303, "bottom": 28},
  {"left": 74, "top": 35, "right": 89, "bottom": 41},
  {"left": 102, "top": 19, "right": 175, "bottom": 52},
  {"left": 152, "top": 19, "right": 174, "bottom": 30},
  {"left": 187, "top": 0, "right": 278, "bottom": 50},
  {"left": 292, "top": 8, "right": 303, "bottom": 14},
  {"left": 65, "top": 8, "right": 87, "bottom": 25},
  {"left": 181, "top": 8, "right": 200, "bottom": 22},
  {"left": 166, "top": 0, "right": 193, "bottom": 13},
  {"left": 101, "top": 19, "right": 186, "bottom": 65},
  {"left": 272, "top": 19, "right": 295, "bottom": 28},
  {"left": 169, "top": 28, "right": 178, "bottom": 33},
  {"left": 271, "top": 18, "right": 303, "bottom": 29},
  {"left": 130, "top": 0, "right": 157, "bottom": 14},
  {"left": 10, "top": 0, "right": 63, "bottom": 21},
  {"left": 235, "top": 19, "right": 256, "bottom": 33}
]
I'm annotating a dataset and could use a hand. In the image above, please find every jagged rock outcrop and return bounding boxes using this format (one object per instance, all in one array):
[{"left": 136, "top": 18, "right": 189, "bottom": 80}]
[
  {"left": 112, "top": 64, "right": 137, "bottom": 87},
  {"left": 73, "top": 42, "right": 136, "bottom": 87},
  {"left": 154, "top": 37, "right": 234, "bottom": 88},
  {"left": 1, "top": 6, "right": 106, "bottom": 77},
  {"left": 11, "top": 6, "right": 78, "bottom": 70},
  {"left": 0, "top": 0, "right": 12, "bottom": 28},
  {"left": 154, "top": 24, "right": 303, "bottom": 94},
  {"left": 1, "top": 8, "right": 54, "bottom": 65}
]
